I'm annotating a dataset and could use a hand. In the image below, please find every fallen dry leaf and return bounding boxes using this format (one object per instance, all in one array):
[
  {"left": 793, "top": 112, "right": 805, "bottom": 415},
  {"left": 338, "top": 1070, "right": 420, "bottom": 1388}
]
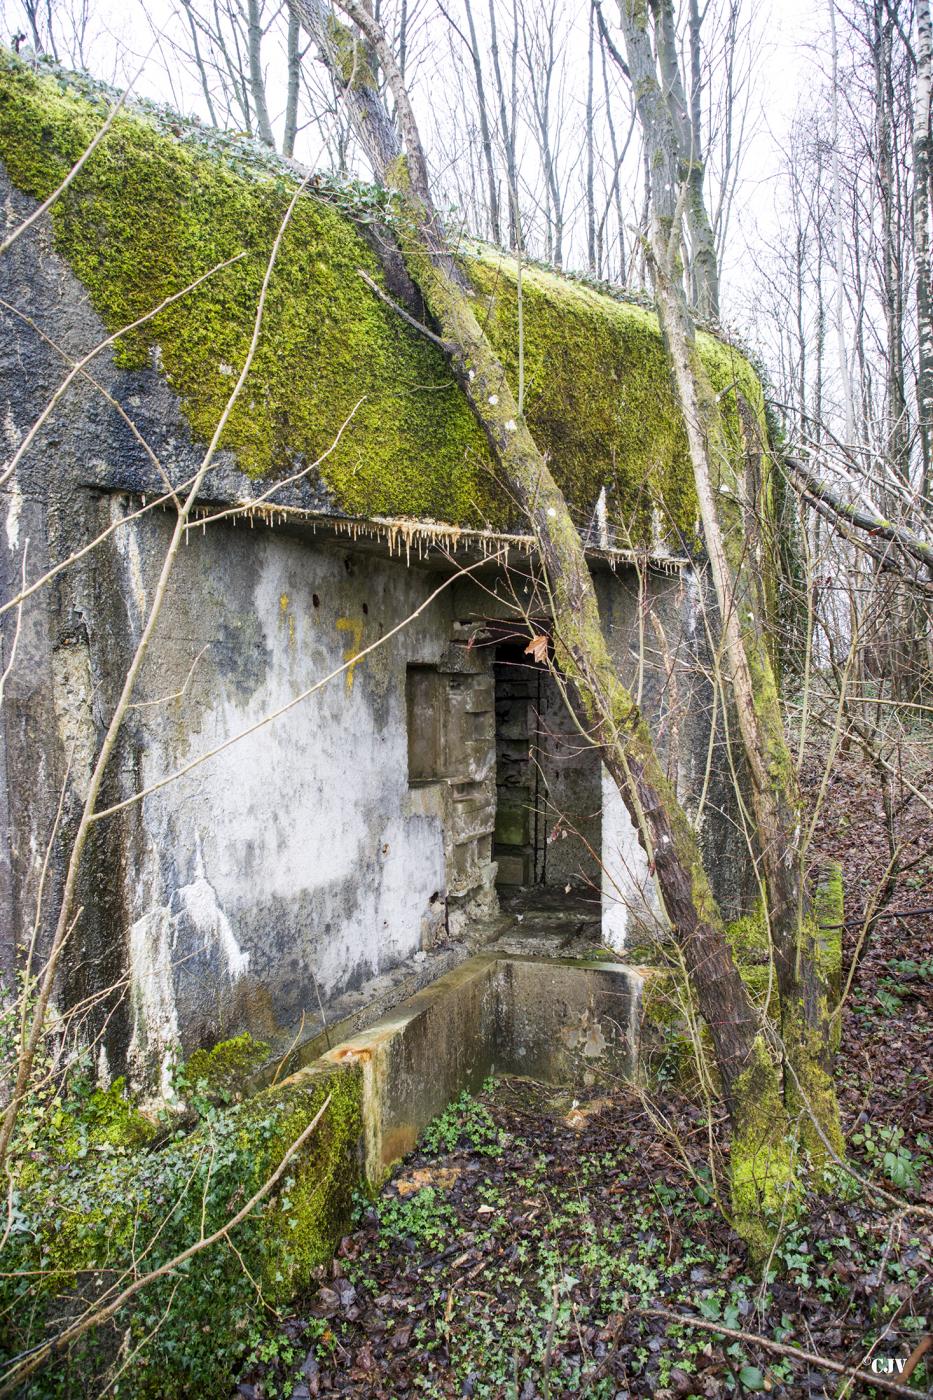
[
  {"left": 564, "top": 1096, "right": 614, "bottom": 1130},
  {"left": 394, "top": 1165, "right": 462, "bottom": 1197}
]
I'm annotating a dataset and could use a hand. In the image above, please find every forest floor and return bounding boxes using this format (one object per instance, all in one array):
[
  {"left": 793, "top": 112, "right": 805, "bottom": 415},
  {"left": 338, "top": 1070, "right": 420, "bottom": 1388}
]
[{"left": 236, "top": 735, "right": 933, "bottom": 1400}]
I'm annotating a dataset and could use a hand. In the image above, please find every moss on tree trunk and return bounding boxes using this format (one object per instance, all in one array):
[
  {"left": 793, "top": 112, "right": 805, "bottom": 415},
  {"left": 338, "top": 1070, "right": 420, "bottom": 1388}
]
[
  {"left": 289, "top": 0, "right": 802, "bottom": 1253},
  {"left": 616, "top": 0, "right": 844, "bottom": 1167}
]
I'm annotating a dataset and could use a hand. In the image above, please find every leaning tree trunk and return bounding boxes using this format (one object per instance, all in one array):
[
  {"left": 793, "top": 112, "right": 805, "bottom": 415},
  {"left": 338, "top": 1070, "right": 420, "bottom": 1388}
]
[
  {"left": 616, "top": 0, "right": 842, "bottom": 1163},
  {"left": 290, "top": 0, "right": 801, "bottom": 1251}
]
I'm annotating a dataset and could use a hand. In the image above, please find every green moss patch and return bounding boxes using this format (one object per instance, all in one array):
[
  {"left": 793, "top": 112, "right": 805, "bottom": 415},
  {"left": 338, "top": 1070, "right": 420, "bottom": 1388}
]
[
  {"left": 66, "top": 1074, "right": 157, "bottom": 1152},
  {"left": 469, "top": 250, "right": 767, "bottom": 546},
  {"left": 182, "top": 1031, "right": 269, "bottom": 1103},
  {"left": 635, "top": 913, "right": 780, "bottom": 1092},
  {"left": 1, "top": 1062, "right": 363, "bottom": 1396},
  {"left": 729, "top": 1036, "right": 799, "bottom": 1259},
  {"left": 725, "top": 904, "right": 770, "bottom": 965},
  {"left": 636, "top": 953, "right": 724, "bottom": 1096},
  {"left": 0, "top": 54, "right": 768, "bottom": 543},
  {"left": 0, "top": 54, "right": 490, "bottom": 524},
  {"left": 813, "top": 859, "right": 844, "bottom": 996}
]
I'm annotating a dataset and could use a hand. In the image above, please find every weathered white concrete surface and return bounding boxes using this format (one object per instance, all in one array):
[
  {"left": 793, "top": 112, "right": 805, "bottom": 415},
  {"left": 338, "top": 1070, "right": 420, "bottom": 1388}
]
[
  {"left": 115, "top": 515, "right": 457, "bottom": 1086},
  {"left": 594, "top": 565, "right": 751, "bottom": 947},
  {"left": 600, "top": 764, "right": 664, "bottom": 951}
]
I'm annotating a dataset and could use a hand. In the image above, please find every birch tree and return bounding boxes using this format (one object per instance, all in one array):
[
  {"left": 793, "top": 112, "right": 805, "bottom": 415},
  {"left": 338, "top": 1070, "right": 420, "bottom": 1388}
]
[
  {"left": 749, "top": 0, "right": 932, "bottom": 704},
  {"left": 914, "top": 0, "right": 933, "bottom": 497}
]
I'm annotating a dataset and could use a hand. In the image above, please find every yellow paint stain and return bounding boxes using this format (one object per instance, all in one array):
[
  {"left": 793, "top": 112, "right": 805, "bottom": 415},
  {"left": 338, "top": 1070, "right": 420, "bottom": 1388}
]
[
  {"left": 279, "top": 593, "right": 295, "bottom": 646},
  {"left": 336, "top": 617, "right": 365, "bottom": 692}
]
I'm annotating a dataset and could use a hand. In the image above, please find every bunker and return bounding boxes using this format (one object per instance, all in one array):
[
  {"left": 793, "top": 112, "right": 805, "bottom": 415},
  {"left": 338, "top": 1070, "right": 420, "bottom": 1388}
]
[{"left": 0, "top": 54, "right": 763, "bottom": 1101}]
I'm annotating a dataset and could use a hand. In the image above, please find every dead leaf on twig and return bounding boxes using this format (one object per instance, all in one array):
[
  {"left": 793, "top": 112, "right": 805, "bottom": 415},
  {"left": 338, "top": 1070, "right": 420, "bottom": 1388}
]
[{"left": 524, "top": 634, "right": 549, "bottom": 664}]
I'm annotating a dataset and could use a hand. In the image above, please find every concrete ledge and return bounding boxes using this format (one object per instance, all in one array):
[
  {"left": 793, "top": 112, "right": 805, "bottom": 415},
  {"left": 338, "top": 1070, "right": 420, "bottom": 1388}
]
[
  {"left": 308, "top": 954, "right": 644, "bottom": 1180},
  {"left": 10, "top": 951, "right": 643, "bottom": 1399},
  {"left": 499, "top": 956, "right": 640, "bottom": 1087}
]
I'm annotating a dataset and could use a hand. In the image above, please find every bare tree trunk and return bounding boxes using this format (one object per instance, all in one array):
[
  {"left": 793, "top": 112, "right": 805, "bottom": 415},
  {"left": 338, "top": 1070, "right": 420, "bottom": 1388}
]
[
  {"left": 795, "top": 226, "right": 807, "bottom": 439},
  {"left": 489, "top": 0, "right": 522, "bottom": 251},
  {"left": 528, "top": 13, "right": 563, "bottom": 266},
  {"left": 874, "top": 4, "right": 910, "bottom": 484},
  {"left": 914, "top": 0, "right": 933, "bottom": 498},
  {"left": 464, "top": 0, "right": 502, "bottom": 245},
  {"left": 828, "top": 0, "right": 855, "bottom": 443},
  {"left": 815, "top": 220, "right": 826, "bottom": 438},
  {"left": 283, "top": 5, "right": 301, "bottom": 156},
  {"left": 290, "top": 0, "right": 800, "bottom": 1252},
  {"left": 246, "top": 0, "right": 276, "bottom": 147},
  {"left": 181, "top": 0, "right": 220, "bottom": 128},
  {"left": 598, "top": 34, "right": 634, "bottom": 282},
  {"left": 398, "top": 0, "right": 409, "bottom": 78},
  {"left": 687, "top": 0, "right": 704, "bottom": 310},
  {"left": 24, "top": 0, "right": 59, "bottom": 59},
  {"left": 655, "top": 0, "right": 719, "bottom": 319},
  {"left": 586, "top": 1, "right": 597, "bottom": 272}
]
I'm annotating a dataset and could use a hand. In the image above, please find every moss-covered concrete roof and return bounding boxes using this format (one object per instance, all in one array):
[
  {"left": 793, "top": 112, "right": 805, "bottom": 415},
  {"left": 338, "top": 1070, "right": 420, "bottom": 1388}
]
[{"left": 0, "top": 54, "right": 767, "bottom": 547}]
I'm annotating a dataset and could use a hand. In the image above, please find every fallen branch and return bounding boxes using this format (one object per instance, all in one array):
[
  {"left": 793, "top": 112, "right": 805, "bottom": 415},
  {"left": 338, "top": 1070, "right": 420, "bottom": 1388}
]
[
  {"left": 821, "top": 904, "right": 933, "bottom": 928},
  {"left": 784, "top": 454, "right": 933, "bottom": 574},
  {"left": 357, "top": 268, "right": 452, "bottom": 350},
  {"left": 902, "top": 1334, "right": 931, "bottom": 1383},
  {"left": 642, "top": 1303, "right": 929, "bottom": 1399}
]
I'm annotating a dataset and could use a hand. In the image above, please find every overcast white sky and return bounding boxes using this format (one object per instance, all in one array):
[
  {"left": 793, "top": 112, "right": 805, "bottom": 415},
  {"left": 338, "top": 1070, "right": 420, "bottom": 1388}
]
[{"left": 0, "top": 0, "right": 832, "bottom": 325}]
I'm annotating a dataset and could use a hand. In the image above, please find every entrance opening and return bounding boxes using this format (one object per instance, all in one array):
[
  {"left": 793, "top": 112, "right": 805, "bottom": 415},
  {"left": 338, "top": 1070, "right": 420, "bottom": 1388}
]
[{"left": 492, "top": 636, "right": 602, "bottom": 903}]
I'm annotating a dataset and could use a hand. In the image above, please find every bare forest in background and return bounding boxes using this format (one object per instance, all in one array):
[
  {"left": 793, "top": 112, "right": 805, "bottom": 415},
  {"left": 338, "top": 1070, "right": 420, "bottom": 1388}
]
[{"left": 0, "top": 0, "right": 932, "bottom": 1395}]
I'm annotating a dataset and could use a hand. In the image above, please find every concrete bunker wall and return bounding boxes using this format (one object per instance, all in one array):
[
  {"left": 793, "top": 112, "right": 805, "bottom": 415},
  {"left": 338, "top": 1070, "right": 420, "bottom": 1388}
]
[
  {"left": 4, "top": 459, "right": 688, "bottom": 1095},
  {"left": 101, "top": 511, "right": 479, "bottom": 1087},
  {"left": 0, "top": 144, "right": 754, "bottom": 1096},
  {"left": 322, "top": 953, "right": 643, "bottom": 1180},
  {"left": 0, "top": 166, "right": 498, "bottom": 1091}
]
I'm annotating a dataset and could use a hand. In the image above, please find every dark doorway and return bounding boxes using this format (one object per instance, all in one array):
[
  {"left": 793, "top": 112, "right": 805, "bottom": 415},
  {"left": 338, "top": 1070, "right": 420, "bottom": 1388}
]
[
  {"left": 492, "top": 639, "right": 602, "bottom": 894},
  {"left": 493, "top": 642, "right": 544, "bottom": 887}
]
